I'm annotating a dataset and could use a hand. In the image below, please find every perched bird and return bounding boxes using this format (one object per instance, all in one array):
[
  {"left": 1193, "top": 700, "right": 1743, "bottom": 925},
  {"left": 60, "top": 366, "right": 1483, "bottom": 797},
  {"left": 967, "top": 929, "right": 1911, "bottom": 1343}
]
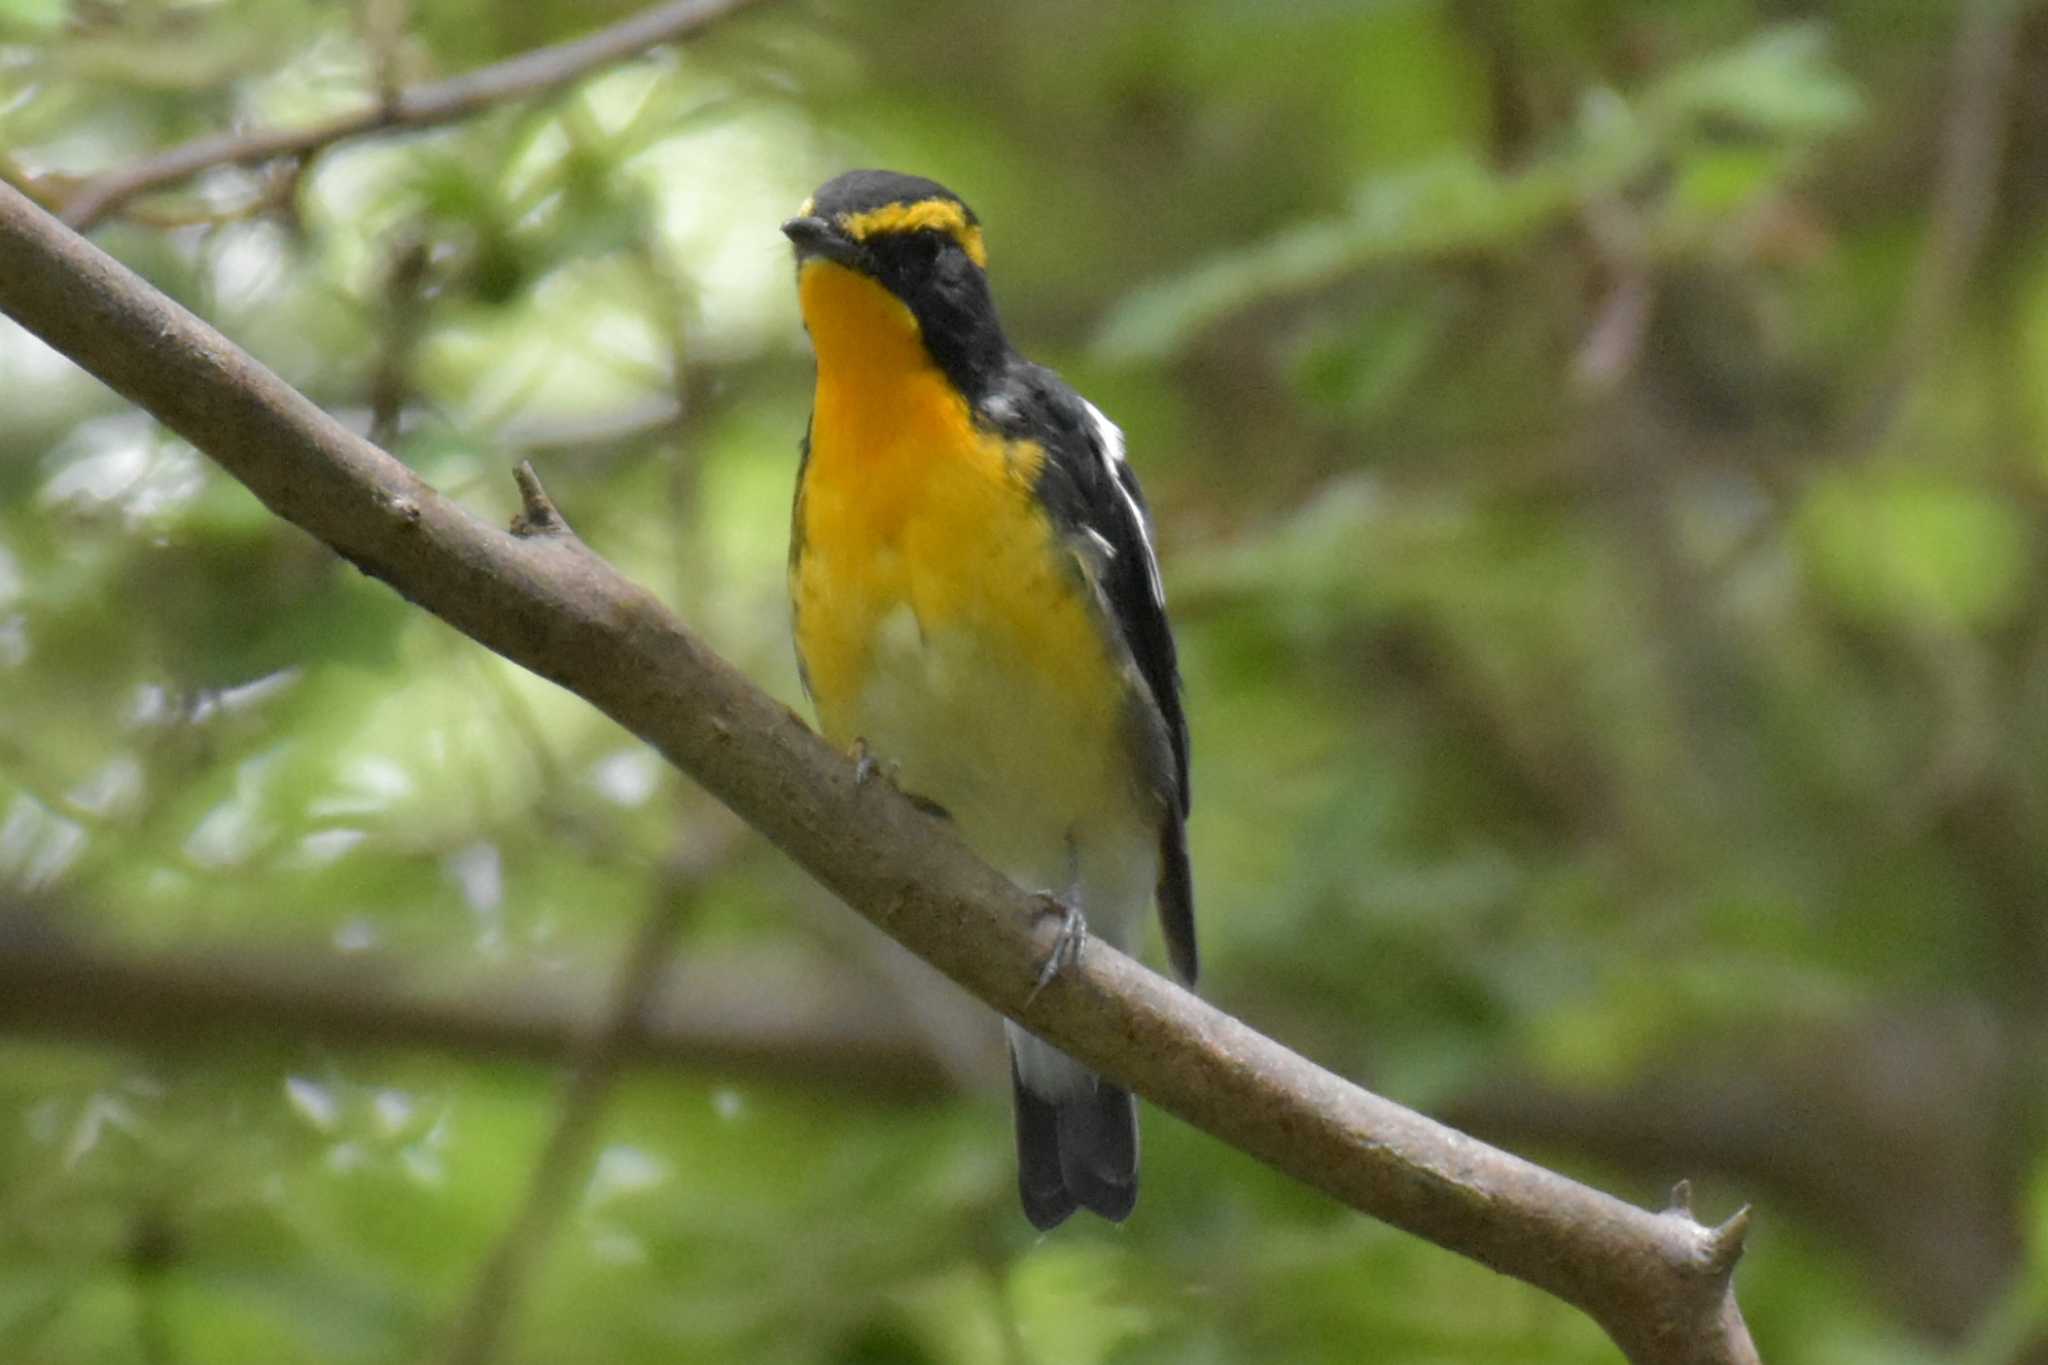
[{"left": 783, "top": 170, "right": 1194, "bottom": 1228}]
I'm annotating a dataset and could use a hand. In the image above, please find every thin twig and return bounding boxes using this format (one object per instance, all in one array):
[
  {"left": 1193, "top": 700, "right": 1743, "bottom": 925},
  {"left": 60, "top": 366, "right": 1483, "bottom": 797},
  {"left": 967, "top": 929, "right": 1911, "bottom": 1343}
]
[
  {"left": 439, "top": 824, "right": 741, "bottom": 1365},
  {"left": 367, "top": 232, "right": 430, "bottom": 451},
  {"left": 53, "top": 0, "right": 767, "bottom": 230},
  {"left": 510, "top": 460, "right": 571, "bottom": 538},
  {"left": 1572, "top": 198, "right": 1656, "bottom": 397},
  {"left": 0, "top": 177, "right": 1762, "bottom": 1365},
  {"left": 1858, "top": 0, "right": 2022, "bottom": 443}
]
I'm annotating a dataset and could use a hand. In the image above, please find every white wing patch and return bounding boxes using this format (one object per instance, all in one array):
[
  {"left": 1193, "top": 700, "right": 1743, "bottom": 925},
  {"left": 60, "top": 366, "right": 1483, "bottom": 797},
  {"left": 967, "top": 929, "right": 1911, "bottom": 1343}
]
[
  {"left": 1080, "top": 399, "right": 1166, "bottom": 606},
  {"left": 1081, "top": 397, "right": 1126, "bottom": 470}
]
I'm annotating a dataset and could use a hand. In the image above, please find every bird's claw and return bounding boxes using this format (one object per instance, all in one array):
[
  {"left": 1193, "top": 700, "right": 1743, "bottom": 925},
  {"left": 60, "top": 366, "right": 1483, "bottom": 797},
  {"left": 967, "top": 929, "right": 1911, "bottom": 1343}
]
[
  {"left": 849, "top": 739, "right": 952, "bottom": 821},
  {"left": 1025, "top": 894, "right": 1087, "bottom": 1006},
  {"left": 851, "top": 738, "right": 897, "bottom": 788}
]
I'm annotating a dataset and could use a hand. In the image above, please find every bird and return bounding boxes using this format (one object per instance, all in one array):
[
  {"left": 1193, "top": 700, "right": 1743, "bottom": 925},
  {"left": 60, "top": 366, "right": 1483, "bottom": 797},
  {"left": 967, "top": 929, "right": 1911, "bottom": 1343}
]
[{"left": 782, "top": 170, "right": 1194, "bottom": 1229}]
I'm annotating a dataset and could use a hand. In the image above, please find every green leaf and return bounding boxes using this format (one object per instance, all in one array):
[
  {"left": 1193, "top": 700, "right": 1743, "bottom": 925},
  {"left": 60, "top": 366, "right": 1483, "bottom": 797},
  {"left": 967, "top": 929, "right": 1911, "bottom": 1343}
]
[
  {"left": 1095, "top": 23, "right": 1860, "bottom": 365},
  {"left": 1799, "top": 473, "right": 2029, "bottom": 630},
  {"left": 1643, "top": 24, "right": 1864, "bottom": 140},
  {"left": 0, "top": 0, "right": 66, "bottom": 35},
  {"left": 1096, "top": 155, "right": 1578, "bottom": 364}
]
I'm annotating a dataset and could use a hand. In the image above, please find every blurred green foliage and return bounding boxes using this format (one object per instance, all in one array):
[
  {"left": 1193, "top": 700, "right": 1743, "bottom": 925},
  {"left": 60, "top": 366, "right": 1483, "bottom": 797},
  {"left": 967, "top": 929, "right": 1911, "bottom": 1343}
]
[{"left": 5, "top": 0, "right": 2048, "bottom": 1361}]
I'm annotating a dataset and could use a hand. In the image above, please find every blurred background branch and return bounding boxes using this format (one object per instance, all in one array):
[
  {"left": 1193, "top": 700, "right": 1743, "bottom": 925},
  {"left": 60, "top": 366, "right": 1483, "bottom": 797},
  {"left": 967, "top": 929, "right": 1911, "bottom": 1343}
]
[
  {"left": 0, "top": 902, "right": 957, "bottom": 1095},
  {"left": 439, "top": 820, "right": 740, "bottom": 1365},
  {"left": 1861, "top": 0, "right": 2025, "bottom": 442},
  {"left": 24, "top": 0, "right": 766, "bottom": 230}
]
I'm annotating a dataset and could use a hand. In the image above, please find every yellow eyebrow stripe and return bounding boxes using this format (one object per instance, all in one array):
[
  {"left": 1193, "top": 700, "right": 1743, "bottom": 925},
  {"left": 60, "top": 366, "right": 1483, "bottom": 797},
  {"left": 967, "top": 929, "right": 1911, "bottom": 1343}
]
[{"left": 837, "top": 198, "right": 989, "bottom": 267}]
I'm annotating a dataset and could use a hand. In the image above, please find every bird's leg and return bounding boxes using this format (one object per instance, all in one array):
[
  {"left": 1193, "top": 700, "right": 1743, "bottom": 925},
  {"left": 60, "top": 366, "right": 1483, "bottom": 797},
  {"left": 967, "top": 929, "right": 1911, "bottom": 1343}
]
[{"left": 1025, "top": 846, "right": 1087, "bottom": 1005}]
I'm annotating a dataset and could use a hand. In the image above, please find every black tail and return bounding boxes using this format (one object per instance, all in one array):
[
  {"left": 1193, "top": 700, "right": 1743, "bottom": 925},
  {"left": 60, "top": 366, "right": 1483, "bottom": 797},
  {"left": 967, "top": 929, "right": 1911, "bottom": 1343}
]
[{"left": 1012, "top": 1055, "right": 1138, "bottom": 1230}]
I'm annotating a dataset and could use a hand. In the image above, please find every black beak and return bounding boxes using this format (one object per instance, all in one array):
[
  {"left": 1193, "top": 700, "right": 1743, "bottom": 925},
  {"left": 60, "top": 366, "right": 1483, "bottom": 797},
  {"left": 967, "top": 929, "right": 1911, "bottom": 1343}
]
[{"left": 781, "top": 215, "right": 859, "bottom": 266}]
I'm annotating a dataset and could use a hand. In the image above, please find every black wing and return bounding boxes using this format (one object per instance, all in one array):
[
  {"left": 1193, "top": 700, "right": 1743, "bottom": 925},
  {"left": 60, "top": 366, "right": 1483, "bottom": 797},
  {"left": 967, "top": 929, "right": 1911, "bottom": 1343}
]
[{"left": 984, "top": 364, "right": 1196, "bottom": 983}]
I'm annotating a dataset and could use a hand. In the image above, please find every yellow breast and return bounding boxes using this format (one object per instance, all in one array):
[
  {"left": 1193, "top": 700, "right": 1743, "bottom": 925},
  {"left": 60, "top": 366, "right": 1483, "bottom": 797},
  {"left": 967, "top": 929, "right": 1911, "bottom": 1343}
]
[{"left": 790, "top": 261, "right": 1135, "bottom": 864}]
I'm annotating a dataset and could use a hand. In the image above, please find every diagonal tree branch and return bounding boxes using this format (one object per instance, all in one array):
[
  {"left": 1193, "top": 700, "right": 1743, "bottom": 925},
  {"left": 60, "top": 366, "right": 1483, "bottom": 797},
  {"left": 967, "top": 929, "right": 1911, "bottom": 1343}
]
[
  {"left": 46, "top": 0, "right": 766, "bottom": 231},
  {"left": 0, "top": 179, "right": 1760, "bottom": 1365}
]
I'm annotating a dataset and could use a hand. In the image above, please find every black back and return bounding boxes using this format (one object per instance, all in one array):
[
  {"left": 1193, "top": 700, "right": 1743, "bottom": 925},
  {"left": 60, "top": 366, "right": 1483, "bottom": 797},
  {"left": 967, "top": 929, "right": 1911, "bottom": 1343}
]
[{"left": 978, "top": 363, "right": 1197, "bottom": 982}]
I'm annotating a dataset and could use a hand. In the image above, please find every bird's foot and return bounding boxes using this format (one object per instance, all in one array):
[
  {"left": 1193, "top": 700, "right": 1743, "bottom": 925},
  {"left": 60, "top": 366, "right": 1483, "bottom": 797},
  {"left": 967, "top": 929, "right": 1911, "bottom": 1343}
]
[
  {"left": 1025, "top": 893, "right": 1088, "bottom": 1006},
  {"left": 851, "top": 737, "right": 899, "bottom": 789},
  {"left": 850, "top": 739, "right": 951, "bottom": 820}
]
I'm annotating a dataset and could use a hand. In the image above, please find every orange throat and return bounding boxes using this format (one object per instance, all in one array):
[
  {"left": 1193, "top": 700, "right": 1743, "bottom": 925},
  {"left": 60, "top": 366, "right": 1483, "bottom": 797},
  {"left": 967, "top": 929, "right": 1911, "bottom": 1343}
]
[{"left": 797, "top": 259, "right": 964, "bottom": 468}]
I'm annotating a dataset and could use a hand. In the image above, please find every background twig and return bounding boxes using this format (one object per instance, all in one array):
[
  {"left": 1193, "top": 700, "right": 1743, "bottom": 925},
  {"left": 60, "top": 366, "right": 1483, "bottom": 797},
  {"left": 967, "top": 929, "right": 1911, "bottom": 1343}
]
[
  {"left": 440, "top": 823, "right": 742, "bottom": 1365},
  {"left": 51, "top": 0, "right": 766, "bottom": 230},
  {"left": 1861, "top": 0, "right": 2022, "bottom": 439}
]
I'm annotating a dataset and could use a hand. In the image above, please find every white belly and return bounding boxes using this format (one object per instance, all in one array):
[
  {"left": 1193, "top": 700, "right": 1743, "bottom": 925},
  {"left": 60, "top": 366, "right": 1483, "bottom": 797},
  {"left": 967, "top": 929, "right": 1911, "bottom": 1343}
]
[
  {"left": 852, "top": 603, "right": 1156, "bottom": 946},
  {"left": 853, "top": 605, "right": 1162, "bottom": 1102}
]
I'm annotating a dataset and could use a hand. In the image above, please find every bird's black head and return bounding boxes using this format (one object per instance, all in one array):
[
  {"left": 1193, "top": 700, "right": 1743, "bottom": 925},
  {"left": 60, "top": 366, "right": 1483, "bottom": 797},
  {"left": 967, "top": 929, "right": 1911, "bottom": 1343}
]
[
  {"left": 783, "top": 170, "right": 987, "bottom": 280},
  {"left": 784, "top": 170, "right": 1007, "bottom": 395}
]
